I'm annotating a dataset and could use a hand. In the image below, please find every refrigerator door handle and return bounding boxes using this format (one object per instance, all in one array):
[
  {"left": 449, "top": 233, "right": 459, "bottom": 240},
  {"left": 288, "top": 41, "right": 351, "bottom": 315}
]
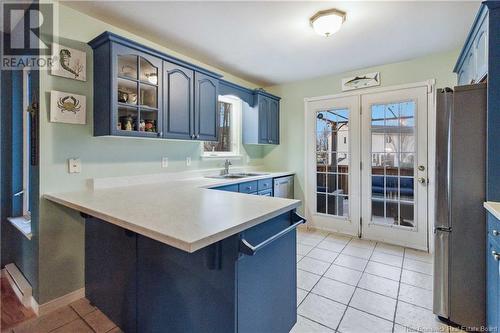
[
  {"left": 434, "top": 226, "right": 452, "bottom": 233},
  {"left": 433, "top": 230, "right": 450, "bottom": 318}
]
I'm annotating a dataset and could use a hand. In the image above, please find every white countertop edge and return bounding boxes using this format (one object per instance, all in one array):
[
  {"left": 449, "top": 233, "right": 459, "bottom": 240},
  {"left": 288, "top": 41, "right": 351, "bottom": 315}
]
[
  {"left": 485, "top": 201, "right": 500, "bottom": 221},
  {"left": 45, "top": 193, "right": 301, "bottom": 253}
]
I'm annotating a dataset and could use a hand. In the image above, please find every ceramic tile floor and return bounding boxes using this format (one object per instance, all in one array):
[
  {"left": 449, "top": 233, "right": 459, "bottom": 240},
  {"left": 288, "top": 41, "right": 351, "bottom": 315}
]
[
  {"left": 5, "top": 298, "right": 122, "bottom": 333},
  {"left": 293, "top": 228, "right": 463, "bottom": 333}
]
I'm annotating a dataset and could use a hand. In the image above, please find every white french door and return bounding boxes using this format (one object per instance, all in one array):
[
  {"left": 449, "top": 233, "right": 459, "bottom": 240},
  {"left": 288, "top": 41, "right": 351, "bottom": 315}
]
[
  {"left": 305, "top": 84, "right": 430, "bottom": 250},
  {"left": 305, "top": 95, "right": 361, "bottom": 236}
]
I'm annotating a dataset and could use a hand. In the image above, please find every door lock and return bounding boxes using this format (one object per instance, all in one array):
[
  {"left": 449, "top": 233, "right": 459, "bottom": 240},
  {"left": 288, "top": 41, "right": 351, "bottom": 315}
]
[
  {"left": 418, "top": 177, "right": 427, "bottom": 184},
  {"left": 418, "top": 165, "right": 425, "bottom": 171}
]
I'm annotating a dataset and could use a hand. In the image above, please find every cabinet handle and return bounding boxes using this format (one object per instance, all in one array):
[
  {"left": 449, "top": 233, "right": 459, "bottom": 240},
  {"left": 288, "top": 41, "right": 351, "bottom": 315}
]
[
  {"left": 246, "top": 186, "right": 252, "bottom": 190},
  {"left": 492, "top": 251, "right": 500, "bottom": 261},
  {"left": 493, "top": 230, "right": 500, "bottom": 236},
  {"left": 239, "top": 212, "right": 306, "bottom": 256}
]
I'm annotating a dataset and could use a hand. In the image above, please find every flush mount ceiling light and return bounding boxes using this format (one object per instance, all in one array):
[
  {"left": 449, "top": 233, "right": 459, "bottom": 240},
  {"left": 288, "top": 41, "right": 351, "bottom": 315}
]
[{"left": 310, "top": 8, "right": 346, "bottom": 37}]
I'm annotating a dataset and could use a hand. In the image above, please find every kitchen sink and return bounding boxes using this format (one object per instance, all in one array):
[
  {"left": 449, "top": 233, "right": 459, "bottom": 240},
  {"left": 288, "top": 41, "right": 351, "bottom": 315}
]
[{"left": 206, "top": 172, "right": 269, "bottom": 179}]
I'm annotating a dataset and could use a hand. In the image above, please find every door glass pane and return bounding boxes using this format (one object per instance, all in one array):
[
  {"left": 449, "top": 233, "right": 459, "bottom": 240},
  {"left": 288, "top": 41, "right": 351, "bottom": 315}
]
[
  {"left": 139, "top": 57, "right": 158, "bottom": 84},
  {"left": 317, "top": 193, "right": 326, "bottom": 214},
  {"left": 316, "top": 108, "right": 350, "bottom": 218},
  {"left": 370, "top": 100, "right": 416, "bottom": 228},
  {"left": 139, "top": 83, "right": 157, "bottom": 109},
  {"left": 118, "top": 54, "right": 137, "bottom": 79}
]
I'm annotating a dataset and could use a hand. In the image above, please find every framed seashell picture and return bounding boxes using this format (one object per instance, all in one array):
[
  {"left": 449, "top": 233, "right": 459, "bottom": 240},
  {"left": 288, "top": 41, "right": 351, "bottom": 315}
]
[
  {"left": 51, "top": 43, "right": 87, "bottom": 81},
  {"left": 50, "top": 90, "right": 86, "bottom": 124}
]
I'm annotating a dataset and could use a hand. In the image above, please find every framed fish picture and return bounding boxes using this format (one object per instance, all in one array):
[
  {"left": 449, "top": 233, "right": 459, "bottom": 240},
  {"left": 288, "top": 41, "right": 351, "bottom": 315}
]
[
  {"left": 342, "top": 72, "right": 380, "bottom": 91},
  {"left": 50, "top": 90, "right": 86, "bottom": 124},
  {"left": 51, "top": 43, "right": 87, "bottom": 81}
]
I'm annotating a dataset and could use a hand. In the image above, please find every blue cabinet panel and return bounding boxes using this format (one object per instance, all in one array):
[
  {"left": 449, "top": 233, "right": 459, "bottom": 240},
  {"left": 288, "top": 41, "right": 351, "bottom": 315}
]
[
  {"left": 239, "top": 181, "right": 258, "bottom": 194},
  {"left": 194, "top": 72, "right": 219, "bottom": 141},
  {"left": 258, "top": 178, "right": 273, "bottom": 191},
  {"left": 454, "top": 5, "right": 488, "bottom": 85},
  {"left": 242, "top": 90, "right": 281, "bottom": 145},
  {"left": 214, "top": 184, "right": 239, "bottom": 192},
  {"left": 163, "top": 61, "right": 193, "bottom": 140},
  {"left": 237, "top": 212, "right": 297, "bottom": 332},
  {"left": 85, "top": 218, "right": 137, "bottom": 333},
  {"left": 487, "top": 213, "right": 500, "bottom": 331},
  {"left": 258, "top": 189, "right": 273, "bottom": 196}
]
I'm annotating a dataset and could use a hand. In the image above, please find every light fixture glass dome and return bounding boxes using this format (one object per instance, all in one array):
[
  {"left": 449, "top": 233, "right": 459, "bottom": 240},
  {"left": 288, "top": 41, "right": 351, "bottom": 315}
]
[{"left": 310, "top": 9, "right": 346, "bottom": 37}]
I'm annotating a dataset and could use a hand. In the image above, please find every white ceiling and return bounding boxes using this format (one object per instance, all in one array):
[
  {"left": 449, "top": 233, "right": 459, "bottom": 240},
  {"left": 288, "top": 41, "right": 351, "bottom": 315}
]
[{"left": 63, "top": 1, "right": 481, "bottom": 86}]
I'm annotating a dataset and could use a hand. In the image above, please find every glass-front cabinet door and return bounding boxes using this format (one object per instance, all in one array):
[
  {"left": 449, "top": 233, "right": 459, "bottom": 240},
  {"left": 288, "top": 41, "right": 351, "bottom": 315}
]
[{"left": 113, "top": 44, "right": 162, "bottom": 137}]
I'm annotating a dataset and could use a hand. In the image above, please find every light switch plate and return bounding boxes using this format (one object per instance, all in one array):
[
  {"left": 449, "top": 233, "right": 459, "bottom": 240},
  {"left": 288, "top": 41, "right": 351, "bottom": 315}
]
[
  {"left": 186, "top": 157, "right": 191, "bottom": 166},
  {"left": 161, "top": 157, "right": 168, "bottom": 168},
  {"left": 68, "top": 158, "right": 81, "bottom": 173}
]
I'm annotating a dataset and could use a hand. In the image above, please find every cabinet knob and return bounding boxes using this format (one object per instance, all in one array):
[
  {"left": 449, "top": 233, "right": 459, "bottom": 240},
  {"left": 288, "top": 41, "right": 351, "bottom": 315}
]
[
  {"left": 191, "top": 134, "right": 195, "bottom": 139},
  {"left": 493, "top": 230, "right": 500, "bottom": 236},
  {"left": 157, "top": 132, "right": 163, "bottom": 137},
  {"left": 195, "top": 134, "right": 200, "bottom": 139},
  {"left": 492, "top": 250, "right": 500, "bottom": 261}
]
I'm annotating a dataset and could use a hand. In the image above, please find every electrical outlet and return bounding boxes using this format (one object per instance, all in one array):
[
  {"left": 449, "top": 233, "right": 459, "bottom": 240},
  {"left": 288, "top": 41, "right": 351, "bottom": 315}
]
[
  {"left": 186, "top": 156, "right": 191, "bottom": 166},
  {"left": 68, "top": 158, "right": 81, "bottom": 173},
  {"left": 161, "top": 157, "right": 169, "bottom": 168}
]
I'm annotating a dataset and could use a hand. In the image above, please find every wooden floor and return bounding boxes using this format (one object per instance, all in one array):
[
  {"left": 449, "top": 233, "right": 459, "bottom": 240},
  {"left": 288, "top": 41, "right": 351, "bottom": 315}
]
[{"left": 0, "top": 278, "right": 35, "bottom": 331}]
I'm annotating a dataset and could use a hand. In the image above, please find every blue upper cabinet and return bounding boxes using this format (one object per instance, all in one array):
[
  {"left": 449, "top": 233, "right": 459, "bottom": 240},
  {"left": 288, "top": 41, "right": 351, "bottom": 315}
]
[
  {"left": 163, "top": 61, "right": 194, "bottom": 140},
  {"left": 243, "top": 89, "right": 281, "bottom": 145},
  {"left": 89, "top": 32, "right": 221, "bottom": 140},
  {"left": 454, "top": 5, "right": 489, "bottom": 85},
  {"left": 194, "top": 72, "right": 219, "bottom": 141}
]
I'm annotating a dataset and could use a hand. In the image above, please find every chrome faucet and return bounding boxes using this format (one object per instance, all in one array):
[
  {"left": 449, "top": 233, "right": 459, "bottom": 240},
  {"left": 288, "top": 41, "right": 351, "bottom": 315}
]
[{"left": 222, "top": 159, "right": 232, "bottom": 175}]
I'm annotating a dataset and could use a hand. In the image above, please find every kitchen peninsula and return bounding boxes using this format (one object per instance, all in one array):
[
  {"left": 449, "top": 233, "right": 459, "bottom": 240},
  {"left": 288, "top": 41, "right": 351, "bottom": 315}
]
[{"left": 45, "top": 172, "right": 301, "bottom": 333}]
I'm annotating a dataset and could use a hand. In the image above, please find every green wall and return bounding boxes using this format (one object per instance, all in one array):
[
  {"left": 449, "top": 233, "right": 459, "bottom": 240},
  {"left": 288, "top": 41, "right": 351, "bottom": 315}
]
[
  {"left": 37, "top": 3, "right": 263, "bottom": 303},
  {"left": 262, "top": 50, "right": 459, "bottom": 214}
]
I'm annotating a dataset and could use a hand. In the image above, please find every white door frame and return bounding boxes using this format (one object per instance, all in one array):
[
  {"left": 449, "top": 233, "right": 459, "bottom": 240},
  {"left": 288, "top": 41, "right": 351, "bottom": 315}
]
[{"left": 304, "top": 80, "right": 436, "bottom": 251}]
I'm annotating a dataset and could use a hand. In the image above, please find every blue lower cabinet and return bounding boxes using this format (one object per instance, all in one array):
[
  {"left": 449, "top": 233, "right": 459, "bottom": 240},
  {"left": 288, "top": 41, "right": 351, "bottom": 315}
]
[
  {"left": 85, "top": 218, "right": 137, "bottom": 333},
  {"left": 487, "top": 213, "right": 500, "bottom": 331},
  {"left": 239, "top": 181, "right": 258, "bottom": 194},
  {"left": 84, "top": 211, "right": 298, "bottom": 333},
  {"left": 214, "top": 184, "right": 239, "bottom": 192},
  {"left": 258, "top": 189, "right": 273, "bottom": 196}
]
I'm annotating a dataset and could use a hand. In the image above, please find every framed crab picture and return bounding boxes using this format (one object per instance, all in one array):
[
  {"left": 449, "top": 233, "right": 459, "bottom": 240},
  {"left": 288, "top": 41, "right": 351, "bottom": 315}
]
[
  {"left": 50, "top": 91, "right": 86, "bottom": 124},
  {"left": 51, "top": 43, "right": 87, "bottom": 81}
]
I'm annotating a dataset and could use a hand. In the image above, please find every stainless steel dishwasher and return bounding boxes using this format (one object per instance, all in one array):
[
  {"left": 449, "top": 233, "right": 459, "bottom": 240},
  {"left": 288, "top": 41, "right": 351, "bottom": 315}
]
[{"left": 273, "top": 176, "right": 294, "bottom": 199}]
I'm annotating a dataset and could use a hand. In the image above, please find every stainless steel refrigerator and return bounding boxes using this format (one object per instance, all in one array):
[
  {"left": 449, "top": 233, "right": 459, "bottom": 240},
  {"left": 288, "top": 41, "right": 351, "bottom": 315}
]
[{"left": 433, "top": 83, "right": 486, "bottom": 328}]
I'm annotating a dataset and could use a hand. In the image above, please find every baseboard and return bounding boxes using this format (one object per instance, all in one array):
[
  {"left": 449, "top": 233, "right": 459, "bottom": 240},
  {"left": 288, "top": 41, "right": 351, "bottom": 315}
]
[
  {"left": 1, "top": 264, "right": 32, "bottom": 308},
  {"left": 38, "top": 288, "right": 85, "bottom": 316}
]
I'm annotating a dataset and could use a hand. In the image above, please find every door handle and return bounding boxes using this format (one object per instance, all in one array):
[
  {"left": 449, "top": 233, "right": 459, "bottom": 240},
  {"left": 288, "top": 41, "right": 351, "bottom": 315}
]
[
  {"left": 492, "top": 251, "right": 500, "bottom": 261},
  {"left": 418, "top": 165, "right": 425, "bottom": 171},
  {"left": 492, "top": 230, "right": 500, "bottom": 236}
]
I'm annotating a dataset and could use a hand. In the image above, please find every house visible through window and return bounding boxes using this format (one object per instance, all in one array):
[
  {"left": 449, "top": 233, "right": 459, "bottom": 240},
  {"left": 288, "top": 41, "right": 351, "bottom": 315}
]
[{"left": 203, "top": 95, "right": 241, "bottom": 157}]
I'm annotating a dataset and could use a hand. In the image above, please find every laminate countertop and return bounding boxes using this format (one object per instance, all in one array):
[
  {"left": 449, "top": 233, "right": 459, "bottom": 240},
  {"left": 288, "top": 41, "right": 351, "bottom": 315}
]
[
  {"left": 485, "top": 201, "right": 500, "bottom": 221},
  {"left": 44, "top": 172, "right": 300, "bottom": 253}
]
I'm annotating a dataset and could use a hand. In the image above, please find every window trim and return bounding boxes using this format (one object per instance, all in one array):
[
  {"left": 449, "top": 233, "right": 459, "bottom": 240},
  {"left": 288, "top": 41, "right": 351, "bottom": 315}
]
[
  {"left": 22, "top": 67, "right": 31, "bottom": 219},
  {"left": 201, "top": 95, "right": 242, "bottom": 158}
]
